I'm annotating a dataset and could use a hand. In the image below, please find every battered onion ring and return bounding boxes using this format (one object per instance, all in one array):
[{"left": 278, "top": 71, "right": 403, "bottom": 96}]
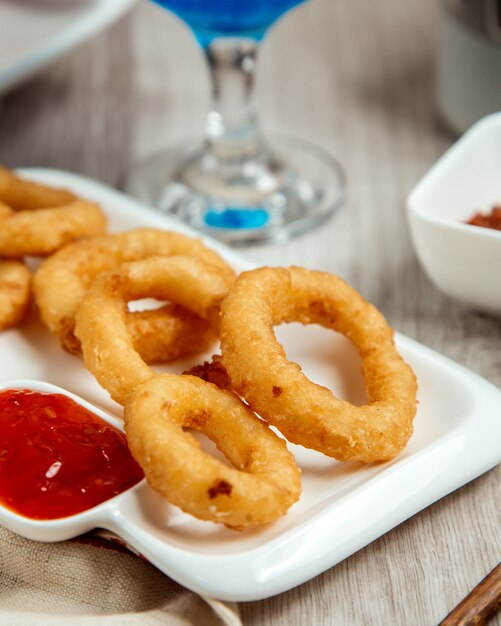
[
  {"left": 0, "top": 167, "right": 75, "bottom": 210},
  {"left": 0, "top": 260, "right": 31, "bottom": 331},
  {"left": 0, "top": 199, "right": 107, "bottom": 258},
  {"left": 124, "top": 373, "right": 301, "bottom": 528},
  {"left": 0, "top": 202, "right": 13, "bottom": 219},
  {"left": 126, "top": 305, "right": 213, "bottom": 364},
  {"left": 220, "top": 267, "right": 418, "bottom": 463},
  {"left": 34, "top": 228, "right": 235, "bottom": 356},
  {"left": 0, "top": 167, "right": 106, "bottom": 257},
  {"left": 75, "top": 255, "right": 231, "bottom": 405}
]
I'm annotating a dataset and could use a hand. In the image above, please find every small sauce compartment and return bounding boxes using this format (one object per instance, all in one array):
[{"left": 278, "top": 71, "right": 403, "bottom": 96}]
[{"left": 0, "top": 388, "right": 143, "bottom": 520}]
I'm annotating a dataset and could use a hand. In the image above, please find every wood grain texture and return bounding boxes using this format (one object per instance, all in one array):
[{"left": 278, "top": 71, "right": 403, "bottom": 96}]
[{"left": 0, "top": 1, "right": 499, "bottom": 624}]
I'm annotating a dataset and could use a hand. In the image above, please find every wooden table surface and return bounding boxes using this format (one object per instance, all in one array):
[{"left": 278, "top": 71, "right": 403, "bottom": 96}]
[{"left": 0, "top": 1, "right": 499, "bottom": 625}]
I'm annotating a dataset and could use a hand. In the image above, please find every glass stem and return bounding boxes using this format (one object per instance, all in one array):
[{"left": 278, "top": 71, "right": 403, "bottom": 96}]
[{"left": 204, "top": 38, "right": 261, "bottom": 160}]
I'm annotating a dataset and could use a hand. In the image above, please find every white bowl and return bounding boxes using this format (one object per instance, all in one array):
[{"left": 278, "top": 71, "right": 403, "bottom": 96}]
[{"left": 407, "top": 112, "right": 501, "bottom": 314}]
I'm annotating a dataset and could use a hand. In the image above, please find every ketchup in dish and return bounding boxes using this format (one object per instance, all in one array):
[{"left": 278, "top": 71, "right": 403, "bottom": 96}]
[
  {"left": 0, "top": 389, "right": 143, "bottom": 519},
  {"left": 466, "top": 206, "right": 501, "bottom": 231}
]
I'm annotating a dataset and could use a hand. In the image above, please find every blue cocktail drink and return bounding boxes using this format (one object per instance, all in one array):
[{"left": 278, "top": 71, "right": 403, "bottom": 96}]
[
  {"left": 125, "top": 0, "right": 345, "bottom": 244},
  {"left": 152, "top": 0, "right": 304, "bottom": 45}
]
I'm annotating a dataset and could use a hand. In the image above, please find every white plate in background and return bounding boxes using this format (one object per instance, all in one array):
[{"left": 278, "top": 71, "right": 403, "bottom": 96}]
[
  {"left": 0, "top": 0, "right": 136, "bottom": 95},
  {"left": 0, "top": 168, "right": 500, "bottom": 601}
]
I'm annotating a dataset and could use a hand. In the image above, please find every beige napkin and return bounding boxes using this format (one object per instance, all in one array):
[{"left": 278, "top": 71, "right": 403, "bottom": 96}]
[{"left": 0, "top": 526, "right": 242, "bottom": 625}]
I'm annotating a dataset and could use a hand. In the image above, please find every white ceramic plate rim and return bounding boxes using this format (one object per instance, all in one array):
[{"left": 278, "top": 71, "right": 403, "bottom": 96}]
[
  {"left": 406, "top": 112, "right": 501, "bottom": 241},
  {"left": 0, "top": 168, "right": 499, "bottom": 601},
  {"left": 0, "top": 0, "right": 136, "bottom": 94}
]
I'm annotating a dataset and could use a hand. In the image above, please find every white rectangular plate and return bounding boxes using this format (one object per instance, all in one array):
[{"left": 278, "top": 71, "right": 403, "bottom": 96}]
[
  {"left": 1, "top": 168, "right": 500, "bottom": 601},
  {"left": 0, "top": 0, "right": 135, "bottom": 95}
]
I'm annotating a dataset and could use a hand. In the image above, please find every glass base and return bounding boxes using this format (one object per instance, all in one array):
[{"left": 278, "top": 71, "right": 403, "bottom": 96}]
[{"left": 122, "top": 135, "right": 346, "bottom": 246}]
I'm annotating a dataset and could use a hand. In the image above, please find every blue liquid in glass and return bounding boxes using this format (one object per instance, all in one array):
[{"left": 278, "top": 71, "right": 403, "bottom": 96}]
[
  {"left": 152, "top": 0, "right": 305, "bottom": 46},
  {"left": 204, "top": 207, "right": 269, "bottom": 229}
]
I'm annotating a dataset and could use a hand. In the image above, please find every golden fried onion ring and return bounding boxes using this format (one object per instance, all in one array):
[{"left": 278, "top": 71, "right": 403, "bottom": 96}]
[
  {"left": 0, "top": 167, "right": 75, "bottom": 210},
  {"left": 0, "top": 201, "right": 14, "bottom": 219},
  {"left": 126, "top": 305, "right": 214, "bottom": 365},
  {"left": 124, "top": 373, "right": 301, "bottom": 527},
  {"left": 0, "top": 260, "right": 31, "bottom": 331},
  {"left": 220, "top": 267, "right": 418, "bottom": 463},
  {"left": 75, "top": 255, "right": 231, "bottom": 405},
  {"left": 34, "top": 228, "right": 235, "bottom": 356},
  {"left": 0, "top": 169, "right": 106, "bottom": 258}
]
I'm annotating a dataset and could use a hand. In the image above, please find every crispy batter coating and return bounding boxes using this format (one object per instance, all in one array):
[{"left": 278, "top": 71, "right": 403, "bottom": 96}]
[
  {"left": 0, "top": 201, "right": 13, "bottom": 219},
  {"left": 0, "top": 169, "right": 106, "bottom": 258},
  {"left": 184, "top": 354, "right": 233, "bottom": 391},
  {"left": 75, "top": 256, "right": 232, "bottom": 405},
  {"left": 0, "top": 166, "right": 75, "bottom": 210},
  {"left": 0, "top": 260, "right": 31, "bottom": 331},
  {"left": 0, "top": 200, "right": 107, "bottom": 257},
  {"left": 34, "top": 228, "right": 235, "bottom": 356},
  {"left": 220, "top": 267, "right": 418, "bottom": 463},
  {"left": 127, "top": 305, "right": 213, "bottom": 364},
  {"left": 124, "top": 374, "right": 301, "bottom": 527}
]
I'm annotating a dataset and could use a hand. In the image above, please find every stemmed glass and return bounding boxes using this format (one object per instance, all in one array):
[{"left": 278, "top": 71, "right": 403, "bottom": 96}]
[{"left": 124, "top": 0, "right": 345, "bottom": 245}]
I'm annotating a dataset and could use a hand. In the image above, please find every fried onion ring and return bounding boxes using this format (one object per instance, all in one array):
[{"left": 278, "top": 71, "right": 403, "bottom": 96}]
[
  {"left": 0, "top": 260, "right": 31, "bottom": 331},
  {"left": 34, "top": 228, "right": 235, "bottom": 356},
  {"left": 0, "top": 168, "right": 106, "bottom": 258},
  {"left": 0, "top": 200, "right": 107, "bottom": 258},
  {"left": 220, "top": 266, "right": 418, "bottom": 463},
  {"left": 126, "top": 305, "right": 214, "bottom": 364},
  {"left": 0, "top": 201, "right": 14, "bottom": 219},
  {"left": 124, "top": 373, "right": 301, "bottom": 527},
  {"left": 0, "top": 167, "right": 75, "bottom": 210},
  {"left": 75, "top": 256, "right": 231, "bottom": 405}
]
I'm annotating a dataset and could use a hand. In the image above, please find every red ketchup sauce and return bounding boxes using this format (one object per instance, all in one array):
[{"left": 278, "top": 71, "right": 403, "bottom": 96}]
[{"left": 0, "top": 389, "right": 143, "bottom": 520}]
